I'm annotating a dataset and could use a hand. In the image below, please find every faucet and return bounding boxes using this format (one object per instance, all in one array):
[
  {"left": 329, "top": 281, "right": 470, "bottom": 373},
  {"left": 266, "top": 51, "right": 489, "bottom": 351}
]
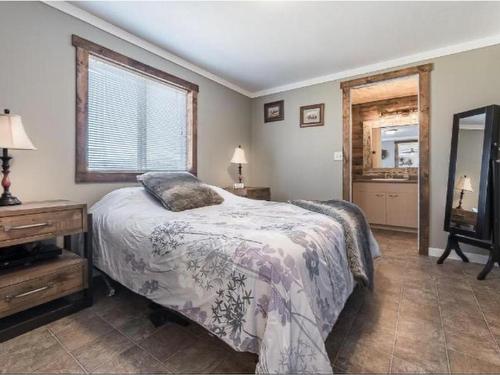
[{"left": 403, "top": 168, "right": 410, "bottom": 180}]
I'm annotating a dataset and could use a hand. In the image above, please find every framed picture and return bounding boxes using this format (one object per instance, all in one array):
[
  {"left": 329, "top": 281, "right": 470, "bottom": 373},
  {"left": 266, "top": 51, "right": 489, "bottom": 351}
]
[
  {"left": 264, "top": 100, "right": 284, "bottom": 123},
  {"left": 300, "top": 103, "right": 325, "bottom": 128},
  {"left": 395, "top": 140, "right": 419, "bottom": 167}
]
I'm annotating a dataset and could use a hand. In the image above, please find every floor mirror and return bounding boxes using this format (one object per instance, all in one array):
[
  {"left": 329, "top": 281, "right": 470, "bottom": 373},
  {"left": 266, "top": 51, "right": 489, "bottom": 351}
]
[{"left": 440, "top": 105, "right": 500, "bottom": 279}]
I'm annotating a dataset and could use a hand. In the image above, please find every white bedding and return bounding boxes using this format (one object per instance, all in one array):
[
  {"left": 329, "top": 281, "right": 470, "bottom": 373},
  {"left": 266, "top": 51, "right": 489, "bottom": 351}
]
[{"left": 90, "top": 186, "right": 374, "bottom": 373}]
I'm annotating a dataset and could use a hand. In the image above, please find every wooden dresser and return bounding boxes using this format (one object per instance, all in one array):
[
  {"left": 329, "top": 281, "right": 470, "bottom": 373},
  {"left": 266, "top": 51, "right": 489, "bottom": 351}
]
[
  {"left": 0, "top": 201, "right": 92, "bottom": 342},
  {"left": 224, "top": 187, "right": 271, "bottom": 201}
]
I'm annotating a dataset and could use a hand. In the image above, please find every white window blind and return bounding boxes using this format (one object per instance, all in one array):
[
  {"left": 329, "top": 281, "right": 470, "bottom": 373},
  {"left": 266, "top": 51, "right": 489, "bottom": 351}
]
[{"left": 87, "top": 55, "right": 188, "bottom": 172}]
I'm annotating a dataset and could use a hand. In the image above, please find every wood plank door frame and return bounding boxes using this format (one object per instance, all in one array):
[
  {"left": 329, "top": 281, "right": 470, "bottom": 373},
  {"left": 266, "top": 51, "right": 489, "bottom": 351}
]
[{"left": 341, "top": 64, "right": 433, "bottom": 255}]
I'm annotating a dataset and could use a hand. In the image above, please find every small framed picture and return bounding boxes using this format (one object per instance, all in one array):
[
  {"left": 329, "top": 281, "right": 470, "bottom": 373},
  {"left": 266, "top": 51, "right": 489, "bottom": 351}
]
[
  {"left": 300, "top": 103, "right": 325, "bottom": 128},
  {"left": 264, "top": 100, "right": 284, "bottom": 123}
]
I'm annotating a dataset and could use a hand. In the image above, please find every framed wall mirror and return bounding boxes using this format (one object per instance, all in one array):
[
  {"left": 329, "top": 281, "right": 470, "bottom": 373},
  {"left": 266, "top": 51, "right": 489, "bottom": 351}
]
[
  {"left": 444, "top": 106, "right": 496, "bottom": 239},
  {"left": 362, "top": 113, "right": 419, "bottom": 176}
]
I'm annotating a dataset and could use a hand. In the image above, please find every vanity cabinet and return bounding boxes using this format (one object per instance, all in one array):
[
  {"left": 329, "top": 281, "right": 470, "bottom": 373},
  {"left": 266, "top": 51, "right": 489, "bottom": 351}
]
[
  {"left": 386, "top": 191, "right": 418, "bottom": 227},
  {"left": 353, "top": 191, "right": 386, "bottom": 224},
  {"left": 353, "top": 182, "right": 418, "bottom": 229}
]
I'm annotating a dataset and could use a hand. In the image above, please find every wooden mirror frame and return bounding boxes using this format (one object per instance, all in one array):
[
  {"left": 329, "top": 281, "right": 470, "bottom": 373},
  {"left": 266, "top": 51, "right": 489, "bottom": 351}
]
[
  {"left": 341, "top": 64, "right": 432, "bottom": 255},
  {"left": 444, "top": 106, "right": 497, "bottom": 240}
]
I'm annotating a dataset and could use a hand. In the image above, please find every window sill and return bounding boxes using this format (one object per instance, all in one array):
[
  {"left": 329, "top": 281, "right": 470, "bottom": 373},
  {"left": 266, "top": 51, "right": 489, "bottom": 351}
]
[{"left": 76, "top": 169, "right": 197, "bottom": 183}]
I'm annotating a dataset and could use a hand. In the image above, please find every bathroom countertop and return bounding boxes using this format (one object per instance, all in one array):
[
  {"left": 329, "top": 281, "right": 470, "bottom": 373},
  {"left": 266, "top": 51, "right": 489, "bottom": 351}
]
[{"left": 352, "top": 178, "right": 418, "bottom": 184}]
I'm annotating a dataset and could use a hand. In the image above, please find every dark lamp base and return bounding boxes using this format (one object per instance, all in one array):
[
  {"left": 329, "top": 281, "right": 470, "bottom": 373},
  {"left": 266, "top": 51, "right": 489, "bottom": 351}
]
[{"left": 0, "top": 193, "right": 21, "bottom": 206}]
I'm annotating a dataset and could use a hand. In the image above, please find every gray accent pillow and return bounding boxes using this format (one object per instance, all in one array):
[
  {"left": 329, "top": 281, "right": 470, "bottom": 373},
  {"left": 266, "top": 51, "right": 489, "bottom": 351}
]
[{"left": 137, "top": 172, "right": 224, "bottom": 212}]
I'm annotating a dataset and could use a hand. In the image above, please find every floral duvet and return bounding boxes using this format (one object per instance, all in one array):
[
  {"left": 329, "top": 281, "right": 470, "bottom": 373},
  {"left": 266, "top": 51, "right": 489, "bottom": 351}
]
[{"left": 90, "top": 186, "right": 378, "bottom": 374}]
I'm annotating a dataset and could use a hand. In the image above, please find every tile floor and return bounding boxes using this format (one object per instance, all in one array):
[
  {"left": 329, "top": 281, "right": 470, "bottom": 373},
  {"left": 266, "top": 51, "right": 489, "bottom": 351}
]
[{"left": 1, "top": 229, "right": 500, "bottom": 373}]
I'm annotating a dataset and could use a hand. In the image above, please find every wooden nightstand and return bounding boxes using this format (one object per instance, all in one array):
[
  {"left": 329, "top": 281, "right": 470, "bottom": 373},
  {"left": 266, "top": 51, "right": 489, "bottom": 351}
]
[
  {"left": 0, "top": 201, "right": 92, "bottom": 342},
  {"left": 224, "top": 187, "right": 271, "bottom": 201}
]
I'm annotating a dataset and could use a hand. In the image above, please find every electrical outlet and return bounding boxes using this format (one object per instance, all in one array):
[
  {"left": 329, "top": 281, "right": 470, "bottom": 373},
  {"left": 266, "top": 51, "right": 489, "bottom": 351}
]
[{"left": 334, "top": 151, "right": 343, "bottom": 161}]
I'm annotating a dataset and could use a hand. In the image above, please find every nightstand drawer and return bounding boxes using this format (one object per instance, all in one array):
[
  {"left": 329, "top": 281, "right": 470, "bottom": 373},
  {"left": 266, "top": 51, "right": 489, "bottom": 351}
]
[
  {"left": 0, "top": 209, "right": 83, "bottom": 246},
  {"left": 0, "top": 257, "right": 86, "bottom": 319}
]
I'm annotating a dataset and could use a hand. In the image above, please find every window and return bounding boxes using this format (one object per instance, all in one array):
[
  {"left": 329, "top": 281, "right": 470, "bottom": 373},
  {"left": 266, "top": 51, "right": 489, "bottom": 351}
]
[{"left": 73, "top": 35, "right": 198, "bottom": 182}]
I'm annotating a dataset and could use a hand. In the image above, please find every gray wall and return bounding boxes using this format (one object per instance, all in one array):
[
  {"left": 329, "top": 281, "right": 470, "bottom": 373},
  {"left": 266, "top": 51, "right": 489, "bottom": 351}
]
[
  {"left": 0, "top": 2, "right": 251, "bottom": 205},
  {"left": 250, "top": 44, "right": 500, "bottom": 253},
  {"left": 251, "top": 82, "right": 343, "bottom": 201}
]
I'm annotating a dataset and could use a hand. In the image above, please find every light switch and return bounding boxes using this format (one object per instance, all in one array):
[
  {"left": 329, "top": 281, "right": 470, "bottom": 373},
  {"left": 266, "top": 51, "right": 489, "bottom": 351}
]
[{"left": 334, "top": 151, "right": 343, "bottom": 161}]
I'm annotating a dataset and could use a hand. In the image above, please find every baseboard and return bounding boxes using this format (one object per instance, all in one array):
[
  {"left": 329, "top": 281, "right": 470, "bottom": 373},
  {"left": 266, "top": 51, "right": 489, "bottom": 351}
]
[
  {"left": 428, "top": 247, "right": 498, "bottom": 266},
  {"left": 371, "top": 224, "right": 417, "bottom": 234}
]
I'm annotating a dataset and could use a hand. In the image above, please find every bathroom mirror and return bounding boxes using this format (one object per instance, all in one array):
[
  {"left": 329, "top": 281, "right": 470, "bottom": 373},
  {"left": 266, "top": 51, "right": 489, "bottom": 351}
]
[
  {"left": 363, "top": 119, "right": 419, "bottom": 174},
  {"left": 444, "top": 106, "right": 496, "bottom": 239}
]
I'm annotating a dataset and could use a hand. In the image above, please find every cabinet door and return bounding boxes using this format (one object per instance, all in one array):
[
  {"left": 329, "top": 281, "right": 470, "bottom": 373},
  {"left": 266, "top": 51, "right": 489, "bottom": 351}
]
[
  {"left": 353, "top": 191, "right": 386, "bottom": 225},
  {"left": 386, "top": 192, "right": 418, "bottom": 228}
]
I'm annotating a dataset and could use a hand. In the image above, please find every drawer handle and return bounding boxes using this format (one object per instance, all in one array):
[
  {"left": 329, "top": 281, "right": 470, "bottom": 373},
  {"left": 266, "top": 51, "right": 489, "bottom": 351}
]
[
  {"left": 5, "top": 283, "right": 54, "bottom": 302},
  {"left": 375, "top": 194, "right": 384, "bottom": 197},
  {"left": 388, "top": 194, "right": 399, "bottom": 198},
  {"left": 3, "top": 222, "right": 52, "bottom": 232}
]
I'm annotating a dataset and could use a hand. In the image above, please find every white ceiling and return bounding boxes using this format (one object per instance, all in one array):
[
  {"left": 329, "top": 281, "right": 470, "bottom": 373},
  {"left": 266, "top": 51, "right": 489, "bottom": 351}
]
[{"left": 65, "top": 1, "right": 500, "bottom": 97}]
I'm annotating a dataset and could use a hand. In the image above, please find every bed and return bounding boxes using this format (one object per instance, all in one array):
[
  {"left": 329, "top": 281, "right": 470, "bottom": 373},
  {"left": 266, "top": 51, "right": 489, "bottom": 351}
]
[{"left": 90, "top": 186, "right": 379, "bottom": 374}]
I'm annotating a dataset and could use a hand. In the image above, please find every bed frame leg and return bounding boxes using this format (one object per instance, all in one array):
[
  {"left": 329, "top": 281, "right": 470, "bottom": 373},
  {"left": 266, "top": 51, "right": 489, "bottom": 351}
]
[
  {"left": 102, "top": 275, "right": 116, "bottom": 297},
  {"left": 148, "top": 302, "right": 190, "bottom": 327}
]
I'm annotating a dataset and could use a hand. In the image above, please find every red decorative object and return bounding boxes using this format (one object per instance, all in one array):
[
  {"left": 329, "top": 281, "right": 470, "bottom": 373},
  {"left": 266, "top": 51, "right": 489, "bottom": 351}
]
[{"left": 0, "top": 148, "right": 20, "bottom": 206}]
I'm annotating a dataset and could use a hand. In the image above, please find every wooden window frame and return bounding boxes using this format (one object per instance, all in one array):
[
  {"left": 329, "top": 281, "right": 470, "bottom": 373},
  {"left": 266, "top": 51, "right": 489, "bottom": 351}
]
[
  {"left": 72, "top": 35, "right": 199, "bottom": 183},
  {"left": 341, "top": 64, "right": 432, "bottom": 255}
]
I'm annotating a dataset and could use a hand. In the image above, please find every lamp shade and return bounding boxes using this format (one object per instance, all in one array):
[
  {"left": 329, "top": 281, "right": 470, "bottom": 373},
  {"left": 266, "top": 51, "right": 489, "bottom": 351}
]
[
  {"left": 230, "top": 146, "right": 247, "bottom": 164},
  {"left": 0, "top": 113, "right": 36, "bottom": 150},
  {"left": 456, "top": 175, "right": 473, "bottom": 192}
]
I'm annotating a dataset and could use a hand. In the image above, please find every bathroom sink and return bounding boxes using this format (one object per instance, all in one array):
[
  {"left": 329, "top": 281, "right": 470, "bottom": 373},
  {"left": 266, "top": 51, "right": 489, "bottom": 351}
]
[{"left": 370, "top": 178, "right": 410, "bottom": 182}]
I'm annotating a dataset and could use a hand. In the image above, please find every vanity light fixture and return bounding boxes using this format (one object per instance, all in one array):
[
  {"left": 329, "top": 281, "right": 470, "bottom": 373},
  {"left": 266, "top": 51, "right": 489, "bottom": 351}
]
[{"left": 380, "top": 108, "right": 417, "bottom": 117}]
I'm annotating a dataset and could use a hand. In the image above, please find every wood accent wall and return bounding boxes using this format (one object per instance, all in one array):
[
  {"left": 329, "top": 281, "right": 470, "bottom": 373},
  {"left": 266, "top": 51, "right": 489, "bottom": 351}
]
[{"left": 351, "top": 95, "right": 418, "bottom": 178}]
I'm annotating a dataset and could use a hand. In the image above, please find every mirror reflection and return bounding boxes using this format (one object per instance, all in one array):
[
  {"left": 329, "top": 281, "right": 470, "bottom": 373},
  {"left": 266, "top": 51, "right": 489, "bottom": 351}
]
[
  {"left": 367, "top": 123, "right": 419, "bottom": 170},
  {"left": 450, "top": 113, "right": 485, "bottom": 231}
]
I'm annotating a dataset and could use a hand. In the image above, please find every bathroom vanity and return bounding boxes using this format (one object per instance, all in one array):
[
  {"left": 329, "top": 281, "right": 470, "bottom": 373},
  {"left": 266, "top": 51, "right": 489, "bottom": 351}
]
[
  {"left": 353, "top": 180, "right": 418, "bottom": 231},
  {"left": 350, "top": 105, "right": 420, "bottom": 232}
]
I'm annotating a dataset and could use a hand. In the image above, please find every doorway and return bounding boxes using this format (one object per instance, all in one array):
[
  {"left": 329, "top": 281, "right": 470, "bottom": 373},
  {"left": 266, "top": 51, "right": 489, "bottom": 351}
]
[{"left": 341, "top": 64, "right": 432, "bottom": 255}]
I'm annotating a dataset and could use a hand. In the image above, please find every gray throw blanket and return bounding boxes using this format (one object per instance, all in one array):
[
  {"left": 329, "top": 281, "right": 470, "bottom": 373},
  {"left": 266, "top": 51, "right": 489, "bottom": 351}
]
[{"left": 291, "top": 199, "right": 377, "bottom": 288}]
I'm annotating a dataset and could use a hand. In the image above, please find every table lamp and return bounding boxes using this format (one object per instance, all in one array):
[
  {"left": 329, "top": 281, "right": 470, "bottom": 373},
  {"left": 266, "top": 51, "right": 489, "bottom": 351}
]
[
  {"left": 456, "top": 175, "right": 473, "bottom": 210},
  {"left": 0, "top": 109, "right": 36, "bottom": 206},
  {"left": 230, "top": 145, "right": 247, "bottom": 189}
]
